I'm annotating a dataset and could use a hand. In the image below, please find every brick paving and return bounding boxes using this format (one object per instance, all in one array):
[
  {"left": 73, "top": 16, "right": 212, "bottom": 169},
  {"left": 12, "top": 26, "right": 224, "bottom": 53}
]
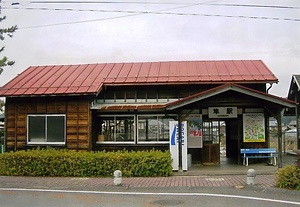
[{"left": 0, "top": 174, "right": 276, "bottom": 190}]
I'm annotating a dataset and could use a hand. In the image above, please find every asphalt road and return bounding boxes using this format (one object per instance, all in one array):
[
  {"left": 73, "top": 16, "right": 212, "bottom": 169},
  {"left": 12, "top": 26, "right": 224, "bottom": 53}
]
[{"left": 1, "top": 186, "right": 300, "bottom": 207}]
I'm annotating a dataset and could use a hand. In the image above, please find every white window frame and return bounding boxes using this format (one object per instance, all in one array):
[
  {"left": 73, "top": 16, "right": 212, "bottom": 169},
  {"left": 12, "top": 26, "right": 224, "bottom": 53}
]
[
  {"left": 137, "top": 114, "right": 176, "bottom": 144},
  {"left": 27, "top": 114, "right": 66, "bottom": 145},
  {"left": 97, "top": 115, "right": 135, "bottom": 144}
]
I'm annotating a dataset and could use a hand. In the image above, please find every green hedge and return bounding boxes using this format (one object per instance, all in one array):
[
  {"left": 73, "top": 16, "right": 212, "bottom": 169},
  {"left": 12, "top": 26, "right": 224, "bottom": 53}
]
[
  {"left": 0, "top": 148, "right": 173, "bottom": 177},
  {"left": 275, "top": 153, "right": 300, "bottom": 190},
  {"left": 275, "top": 165, "right": 300, "bottom": 190}
]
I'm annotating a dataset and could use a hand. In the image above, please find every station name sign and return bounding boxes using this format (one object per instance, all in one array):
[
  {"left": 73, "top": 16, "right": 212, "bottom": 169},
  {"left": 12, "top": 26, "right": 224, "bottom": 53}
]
[{"left": 208, "top": 107, "right": 237, "bottom": 118}]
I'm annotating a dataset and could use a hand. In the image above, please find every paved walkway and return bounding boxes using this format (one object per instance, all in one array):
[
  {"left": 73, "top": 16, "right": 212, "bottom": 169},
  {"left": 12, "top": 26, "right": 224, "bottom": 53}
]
[
  {"left": 0, "top": 174, "right": 275, "bottom": 190},
  {"left": 0, "top": 154, "right": 296, "bottom": 191}
]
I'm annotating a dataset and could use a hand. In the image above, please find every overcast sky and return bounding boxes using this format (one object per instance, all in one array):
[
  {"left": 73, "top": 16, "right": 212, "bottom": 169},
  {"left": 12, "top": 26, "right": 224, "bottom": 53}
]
[{"left": 0, "top": 0, "right": 299, "bottom": 97}]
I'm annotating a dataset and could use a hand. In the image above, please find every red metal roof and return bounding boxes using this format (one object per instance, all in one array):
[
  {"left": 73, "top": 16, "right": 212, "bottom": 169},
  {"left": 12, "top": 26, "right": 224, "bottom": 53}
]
[{"left": 0, "top": 60, "right": 278, "bottom": 97}]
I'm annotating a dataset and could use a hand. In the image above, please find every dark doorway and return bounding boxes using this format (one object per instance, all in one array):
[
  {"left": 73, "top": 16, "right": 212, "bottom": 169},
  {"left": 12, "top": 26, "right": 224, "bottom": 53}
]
[{"left": 225, "top": 118, "right": 242, "bottom": 164}]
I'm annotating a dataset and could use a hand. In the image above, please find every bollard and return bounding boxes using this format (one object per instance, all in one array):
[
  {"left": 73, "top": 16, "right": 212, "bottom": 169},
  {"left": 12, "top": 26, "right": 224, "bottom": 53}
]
[
  {"left": 246, "top": 169, "right": 256, "bottom": 185},
  {"left": 113, "top": 170, "right": 122, "bottom": 186}
]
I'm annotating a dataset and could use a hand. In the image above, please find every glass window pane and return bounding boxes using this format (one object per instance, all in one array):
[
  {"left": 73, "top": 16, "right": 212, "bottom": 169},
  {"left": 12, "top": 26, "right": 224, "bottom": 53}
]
[
  {"left": 47, "top": 116, "right": 65, "bottom": 142},
  {"left": 28, "top": 116, "right": 45, "bottom": 142},
  {"left": 158, "top": 117, "right": 171, "bottom": 141},
  {"left": 138, "top": 116, "right": 174, "bottom": 142},
  {"left": 101, "top": 117, "right": 114, "bottom": 141},
  {"left": 116, "top": 117, "right": 134, "bottom": 142},
  {"left": 138, "top": 118, "right": 147, "bottom": 141},
  {"left": 138, "top": 116, "right": 157, "bottom": 142}
]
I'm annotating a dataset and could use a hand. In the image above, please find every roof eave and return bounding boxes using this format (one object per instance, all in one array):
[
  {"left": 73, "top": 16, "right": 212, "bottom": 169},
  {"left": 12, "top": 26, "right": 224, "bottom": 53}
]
[{"left": 166, "top": 83, "right": 296, "bottom": 110}]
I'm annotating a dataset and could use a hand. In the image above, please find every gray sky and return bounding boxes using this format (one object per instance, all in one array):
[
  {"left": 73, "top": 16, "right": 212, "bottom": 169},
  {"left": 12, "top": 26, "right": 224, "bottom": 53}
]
[{"left": 1, "top": 0, "right": 299, "bottom": 97}]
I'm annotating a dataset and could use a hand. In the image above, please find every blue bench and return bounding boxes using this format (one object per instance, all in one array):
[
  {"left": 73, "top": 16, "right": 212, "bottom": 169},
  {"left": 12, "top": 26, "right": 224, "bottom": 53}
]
[{"left": 240, "top": 148, "right": 278, "bottom": 166}]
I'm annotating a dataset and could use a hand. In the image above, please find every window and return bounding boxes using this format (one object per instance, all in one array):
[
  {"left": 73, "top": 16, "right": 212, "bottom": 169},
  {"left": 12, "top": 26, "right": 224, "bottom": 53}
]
[
  {"left": 202, "top": 121, "right": 223, "bottom": 144},
  {"left": 27, "top": 115, "right": 66, "bottom": 144},
  {"left": 138, "top": 115, "right": 176, "bottom": 143},
  {"left": 100, "top": 116, "right": 135, "bottom": 143}
]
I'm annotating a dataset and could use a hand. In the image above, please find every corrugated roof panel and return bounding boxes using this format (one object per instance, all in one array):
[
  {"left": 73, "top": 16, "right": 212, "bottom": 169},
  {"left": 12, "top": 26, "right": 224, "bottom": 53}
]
[
  {"left": 115, "top": 63, "right": 132, "bottom": 83},
  {"left": 3, "top": 66, "right": 38, "bottom": 90},
  {"left": 49, "top": 65, "right": 74, "bottom": 88},
  {"left": 65, "top": 86, "right": 79, "bottom": 94},
  {"left": 186, "top": 61, "right": 199, "bottom": 82},
  {"left": 195, "top": 61, "right": 209, "bottom": 81},
  {"left": 40, "top": 66, "right": 65, "bottom": 88},
  {"left": 168, "top": 62, "right": 180, "bottom": 82},
  {"left": 3, "top": 88, "right": 18, "bottom": 96},
  {"left": 94, "top": 63, "right": 114, "bottom": 84},
  {"left": 157, "top": 62, "right": 169, "bottom": 82},
  {"left": 34, "top": 87, "right": 48, "bottom": 95},
  {"left": 60, "top": 65, "right": 81, "bottom": 87},
  {"left": 223, "top": 61, "right": 243, "bottom": 80},
  {"left": 215, "top": 61, "right": 228, "bottom": 75},
  {"left": 12, "top": 66, "right": 42, "bottom": 89},
  {"left": 44, "top": 87, "right": 58, "bottom": 95},
  {"left": 252, "top": 60, "right": 277, "bottom": 80},
  {"left": 30, "top": 66, "right": 57, "bottom": 88},
  {"left": 24, "top": 88, "right": 38, "bottom": 95},
  {"left": 4, "top": 88, "right": 18, "bottom": 96},
  {"left": 14, "top": 88, "right": 28, "bottom": 95},
  {"left": 76, "top": 86, "right": 89, "bottom": 94},
  {"left": 206, "top": 61, "right": 222, "bottom": 81},
  {"left": 81, "top": 64, "right": 103, "bottom": 87},
  {"left": 136, "top": 62, "right": 151, "bottom": 83},
  {"left": 147, "top": 62, "right": 160, "bottom": 82},
  {"left": 118, "top": 63, "right": 132, "bottom": 77},
  {"left": 106, "top": 63, "right": 122, "bottom": 83},
  {"left": 55, "top": 87, "right": 68, "bottom": 94},
  {"left": 232, "top": 61, "right": 252, "bottom": 80},
  {"left": 179, "top": 62, "right": 189, "bottom": 77},
  {"left": 70, "top": 64, "right": 90, "bottom": 87},
  {"left": 87, "top": 83, "right": 104, "bottom": 94},
  {"left": 215, "top": 61, "right": 233, "bottom": 81},
  {"left": 243, "top": 60, "right": 261, "bottom": 75},
  {"left": 126, "top": 62, "right": 142, "bottom": 83}
]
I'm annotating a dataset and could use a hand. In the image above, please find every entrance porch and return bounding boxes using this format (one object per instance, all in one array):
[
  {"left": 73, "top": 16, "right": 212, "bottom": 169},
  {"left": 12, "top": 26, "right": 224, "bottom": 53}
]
[{"left": 174, "top": 154, "right": 296, "bottom": 176}]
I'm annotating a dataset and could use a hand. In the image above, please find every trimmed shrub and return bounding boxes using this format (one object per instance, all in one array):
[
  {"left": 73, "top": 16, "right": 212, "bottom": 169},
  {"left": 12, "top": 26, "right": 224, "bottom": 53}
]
[
  {"left": 0, "top": 148, "right": 172, "bottom": 177},
  {"left": 275, "top": 165, "right": 300, "bottom": 190}
]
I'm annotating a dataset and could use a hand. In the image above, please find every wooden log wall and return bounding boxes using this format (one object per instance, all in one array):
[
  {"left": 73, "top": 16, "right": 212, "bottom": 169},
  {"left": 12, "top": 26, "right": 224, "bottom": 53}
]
[{"left": 5, "top": 97, "right": 92, "bottom": 151}]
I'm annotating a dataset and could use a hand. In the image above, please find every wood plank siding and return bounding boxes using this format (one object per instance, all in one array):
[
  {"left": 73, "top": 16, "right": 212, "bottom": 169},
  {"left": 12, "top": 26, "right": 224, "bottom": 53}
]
[{"left": 5, "top": 97, "right": 92, "bottom": 151}]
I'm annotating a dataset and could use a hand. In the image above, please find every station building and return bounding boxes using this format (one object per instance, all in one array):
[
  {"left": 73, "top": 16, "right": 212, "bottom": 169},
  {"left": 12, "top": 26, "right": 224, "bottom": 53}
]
[{"left": 0, "top": 60, "right": 295, "bottom": 167}]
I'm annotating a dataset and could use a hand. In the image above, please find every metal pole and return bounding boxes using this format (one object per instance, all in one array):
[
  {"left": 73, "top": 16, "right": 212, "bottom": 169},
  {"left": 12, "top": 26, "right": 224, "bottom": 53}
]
[
  {"left": 277, "top": 112, "right": 283, "bottom": 168},
  {"left": 283, "top": 132, "right": 286, "bottom": 155}
]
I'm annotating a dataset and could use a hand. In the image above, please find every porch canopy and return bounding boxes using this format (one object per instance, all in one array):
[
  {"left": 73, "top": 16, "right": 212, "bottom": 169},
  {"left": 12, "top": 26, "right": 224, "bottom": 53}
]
[{"left": 165, "top": 83, "right": 295, "bottom": 168}]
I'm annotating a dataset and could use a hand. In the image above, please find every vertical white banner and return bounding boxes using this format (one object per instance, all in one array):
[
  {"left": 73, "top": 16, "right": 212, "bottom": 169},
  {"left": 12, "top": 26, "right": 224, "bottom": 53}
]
[
  {"left": 169, "top": 121, "right": 179, "bottom": 171},
  {"left": 181, "top": 121, "right": 188, "bottom": 171},
  {"left": 169, "top": 121, "right": 188, "bottom": 171}
]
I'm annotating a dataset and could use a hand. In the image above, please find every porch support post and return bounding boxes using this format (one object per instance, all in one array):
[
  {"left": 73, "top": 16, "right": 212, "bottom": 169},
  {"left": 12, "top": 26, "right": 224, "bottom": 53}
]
[
  {"left": 276, "top": 112, "right": 283, "bottom": 168},
  {"left": 296, "top": 95, "right": 300, "bottom": 150},
  {"left": 178, "top": 110, "right": 182, "bottom": 171}
]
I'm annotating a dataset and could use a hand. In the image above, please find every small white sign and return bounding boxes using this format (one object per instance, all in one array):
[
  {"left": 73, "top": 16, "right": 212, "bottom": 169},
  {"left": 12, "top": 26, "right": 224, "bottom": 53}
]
[{"left": 208, "top": 107, "right": 237, "bottom": 118}]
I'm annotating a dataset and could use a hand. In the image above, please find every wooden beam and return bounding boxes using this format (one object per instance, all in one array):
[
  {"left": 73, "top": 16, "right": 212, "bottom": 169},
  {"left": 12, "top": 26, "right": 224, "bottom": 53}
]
[{"left": 277, "top": 112, "right": 283, "bottom": 168}]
